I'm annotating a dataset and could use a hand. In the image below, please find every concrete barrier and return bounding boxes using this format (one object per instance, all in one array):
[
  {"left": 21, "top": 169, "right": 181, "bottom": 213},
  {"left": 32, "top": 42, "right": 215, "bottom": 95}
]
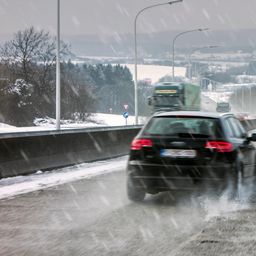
[
  {"left": 0, "top": 126, "right": 141, "bottom": 178},
  {"left": 0, "top": 118, "right": 256, "bottom": 179}
]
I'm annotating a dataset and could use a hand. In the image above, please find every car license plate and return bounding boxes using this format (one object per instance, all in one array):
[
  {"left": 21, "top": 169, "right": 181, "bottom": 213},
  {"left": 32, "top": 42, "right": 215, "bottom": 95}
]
[{"left": 161, "top": 149, "right": 196, "bottom": 158}]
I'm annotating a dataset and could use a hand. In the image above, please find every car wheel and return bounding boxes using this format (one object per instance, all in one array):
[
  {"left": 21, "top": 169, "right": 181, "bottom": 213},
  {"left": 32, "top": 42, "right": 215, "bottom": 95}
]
[
  {"left": 253, "top": 157, "right": 256, "bottom": 178},
  {"left": 227, "top": 162, "right": 243, "bottom": 200},
  {"left": 127, "top": 174, "right": 146, "bottom": 202}
]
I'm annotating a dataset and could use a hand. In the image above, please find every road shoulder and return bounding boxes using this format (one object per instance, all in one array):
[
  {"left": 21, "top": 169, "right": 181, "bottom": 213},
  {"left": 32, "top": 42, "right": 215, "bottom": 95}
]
[{"left": 174, "top": 207, "right": 256, "bottom": 256}]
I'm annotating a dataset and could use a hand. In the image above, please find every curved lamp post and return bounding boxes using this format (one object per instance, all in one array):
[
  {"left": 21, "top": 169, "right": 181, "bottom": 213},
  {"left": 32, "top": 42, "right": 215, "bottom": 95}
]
[
  {"left": 188, "top": 45, "right": 218, "bottom": 80},
  {"left": 134, "top": 0, "right": 183, "bottom": 125},
  {"left": 172, "top": 28, "right": 209, "bottom": 81}
]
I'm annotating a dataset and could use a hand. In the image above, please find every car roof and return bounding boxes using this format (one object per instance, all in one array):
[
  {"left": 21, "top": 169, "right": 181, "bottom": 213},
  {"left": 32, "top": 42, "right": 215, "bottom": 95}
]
[{"left": 153, "top": 111, "right": 234, "bottom": 119}]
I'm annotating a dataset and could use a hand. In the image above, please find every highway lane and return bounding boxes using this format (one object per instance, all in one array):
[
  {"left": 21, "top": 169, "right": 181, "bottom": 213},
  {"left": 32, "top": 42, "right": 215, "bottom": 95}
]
[{"left": 0, "top": 166, "right": 253, "bottom": 256}]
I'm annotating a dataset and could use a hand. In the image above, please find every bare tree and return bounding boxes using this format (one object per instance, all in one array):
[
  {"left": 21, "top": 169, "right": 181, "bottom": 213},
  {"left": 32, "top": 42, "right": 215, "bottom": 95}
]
[
  {"left": 1, "top": 26, "right": 70, "bottom": 83},
  {"left": 0, "top": 27, "right": 72, "bottom": 122}
]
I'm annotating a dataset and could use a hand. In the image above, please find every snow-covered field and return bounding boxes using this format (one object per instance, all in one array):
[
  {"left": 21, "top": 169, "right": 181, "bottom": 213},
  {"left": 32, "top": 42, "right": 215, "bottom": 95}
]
[
  {"left": 0, "top": 156, "right": 127, "bottom": 200},
  {"left": 123, "top": 64, "right": 186, "bottom": 84}
]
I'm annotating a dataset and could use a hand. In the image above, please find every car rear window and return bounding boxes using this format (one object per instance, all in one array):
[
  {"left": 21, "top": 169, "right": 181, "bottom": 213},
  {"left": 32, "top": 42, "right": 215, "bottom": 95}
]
[{"left": 143, "top": 116, "right": 222, "bottom": 138}]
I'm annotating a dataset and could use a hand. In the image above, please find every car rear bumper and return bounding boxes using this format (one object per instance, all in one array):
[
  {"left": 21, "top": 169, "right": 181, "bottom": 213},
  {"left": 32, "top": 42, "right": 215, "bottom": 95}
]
[{"left": 127, "top": 161, "right": 235, "bottom": 191}]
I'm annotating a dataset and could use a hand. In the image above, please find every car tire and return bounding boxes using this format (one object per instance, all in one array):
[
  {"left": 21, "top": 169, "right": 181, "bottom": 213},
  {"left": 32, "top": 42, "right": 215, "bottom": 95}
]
[
  {"left": 227, "top": 162, "right": 243, "bottom": 200},
  {"left": 127, "top": 174, "right": 146, "bottom": 202}
]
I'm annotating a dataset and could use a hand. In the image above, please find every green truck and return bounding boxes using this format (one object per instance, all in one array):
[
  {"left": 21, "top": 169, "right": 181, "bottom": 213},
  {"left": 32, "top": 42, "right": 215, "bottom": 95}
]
[{"left": 148, "top": 82, "right": 201, "bottom": 112}]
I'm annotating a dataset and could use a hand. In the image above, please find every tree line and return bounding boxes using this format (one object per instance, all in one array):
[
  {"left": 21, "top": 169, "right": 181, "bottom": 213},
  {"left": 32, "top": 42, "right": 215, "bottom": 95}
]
[{"left": 0, "top": 27, "right": 150, "bottom": 126}]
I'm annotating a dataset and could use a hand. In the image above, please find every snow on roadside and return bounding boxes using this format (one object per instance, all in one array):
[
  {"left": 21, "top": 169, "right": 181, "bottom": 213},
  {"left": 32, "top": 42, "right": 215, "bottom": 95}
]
[
  {"left": 92, "top": 113, "right": 147, "bottom": 126},
  {"left": 0, "top": 123, "right": 15, "bottom": 128},
  {"left": 0, "top": 113, "right": 147, "bottom": 133},
  {"left": 34, "top": 113, "right": 138, "bottom": 127},
  {"left": 0, "top": 156, "right": 127, "bottom": 200},
  {"left": 202, "top": 91, "right": 231, "bottom": 103}
]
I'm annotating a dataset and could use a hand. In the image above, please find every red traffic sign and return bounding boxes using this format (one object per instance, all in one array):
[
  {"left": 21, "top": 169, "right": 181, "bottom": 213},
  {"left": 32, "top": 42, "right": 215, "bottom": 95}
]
[{"left": 124, "top": 104, "right": 129, "bottom": 110}]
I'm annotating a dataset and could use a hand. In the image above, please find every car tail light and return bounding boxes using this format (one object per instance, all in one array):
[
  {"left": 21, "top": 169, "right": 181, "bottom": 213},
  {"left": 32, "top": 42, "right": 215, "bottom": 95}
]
[
  {"left": 131, "top": 139, "right": 153, "bottom": 150},
  {"left": 205, "top": 141, "right": 233, "bottom": 152}
]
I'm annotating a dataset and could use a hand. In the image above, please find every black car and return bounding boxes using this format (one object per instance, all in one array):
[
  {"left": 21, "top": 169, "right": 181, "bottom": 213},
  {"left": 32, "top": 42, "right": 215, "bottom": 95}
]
[{"left": 126, "top": 111, "right": 256, "bottom": 201}]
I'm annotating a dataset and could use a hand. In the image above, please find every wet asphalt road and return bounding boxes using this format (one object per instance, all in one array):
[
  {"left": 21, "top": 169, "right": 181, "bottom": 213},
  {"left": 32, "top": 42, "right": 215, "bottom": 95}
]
[{"left": 1, "top": 168, "right": 256, "bottom": 256}]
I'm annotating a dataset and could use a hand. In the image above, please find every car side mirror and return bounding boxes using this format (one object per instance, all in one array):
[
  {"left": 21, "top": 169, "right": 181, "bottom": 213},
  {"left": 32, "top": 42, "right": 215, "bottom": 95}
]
[
  {"left": 248, "top": 133, "right": 256, "bottom": 142},
  {"left": 241, "top": 133, "right": 247, "bottom": 139},
  {"left": 148, "top": 97, "right": 152, "bottom": 106}
]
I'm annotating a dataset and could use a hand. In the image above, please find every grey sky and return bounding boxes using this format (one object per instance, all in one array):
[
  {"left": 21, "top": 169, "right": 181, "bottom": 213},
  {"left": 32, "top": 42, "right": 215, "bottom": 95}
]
[{"left": 0, "top": 0, "right": 256, "bottom": 36}]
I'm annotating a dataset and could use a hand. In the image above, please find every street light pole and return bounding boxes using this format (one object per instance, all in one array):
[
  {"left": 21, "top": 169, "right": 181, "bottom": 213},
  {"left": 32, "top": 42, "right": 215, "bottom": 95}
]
[
  {"left": 134, "top": 0, "right": 183, "bottom": 125},
  {"left": 56, "top": 0, "right": 61, "bottom": 130},
  {"left": 188, "top": 45, "right": 218, "bottom": 80},
  {"left": 172, "top": 28, "right": 209, "bottom": 81},
  {"left": 249, "top": 85, "right": 252, "bottom": 114}
]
